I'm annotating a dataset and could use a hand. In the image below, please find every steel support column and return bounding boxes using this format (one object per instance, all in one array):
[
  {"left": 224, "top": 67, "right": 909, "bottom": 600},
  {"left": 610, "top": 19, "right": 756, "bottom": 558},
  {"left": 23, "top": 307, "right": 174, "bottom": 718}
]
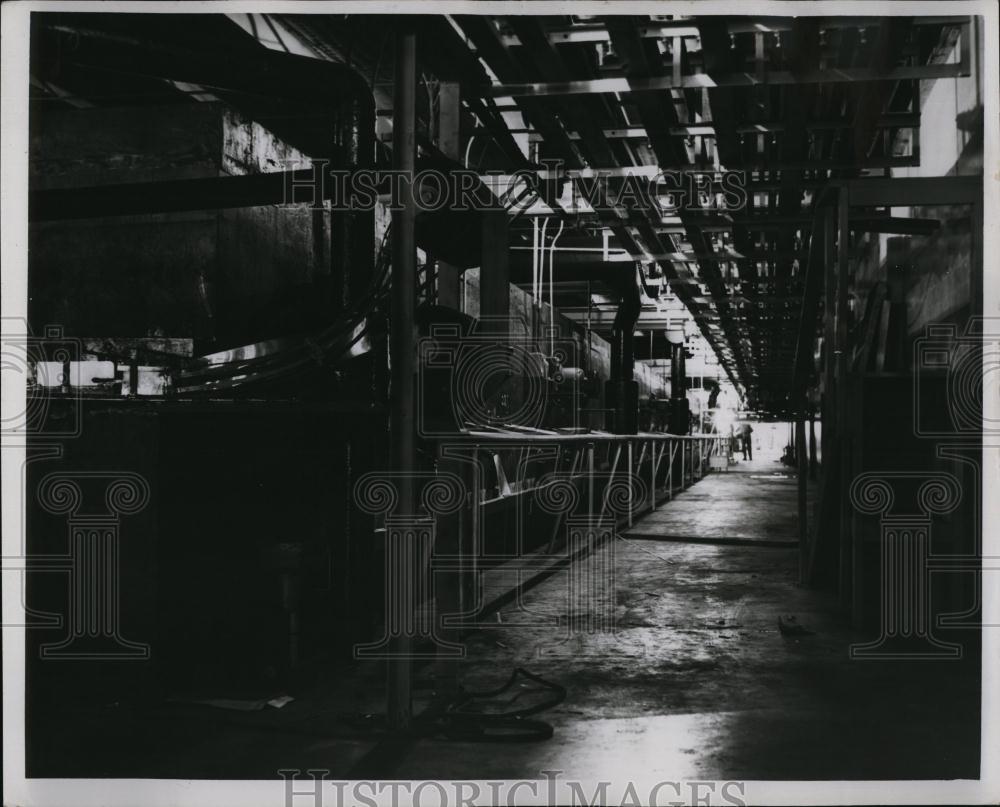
[
  {"left": 797, "top": 416, "right": 808, "bottom": 583},
  {"left": 835, "top": 189, "right": 854, "bottom": 618},
  {"left": 809, "top": 413, "right": 818, "bottom": 480},
  {"left": 480, "top": 207, "right": 510, "bottom": 337},
  {"left": 387, "top": 28, "right": 417, "bottom": 731},
  {"left": 436, "top": 82, "right": 463, "bottom": 310}
]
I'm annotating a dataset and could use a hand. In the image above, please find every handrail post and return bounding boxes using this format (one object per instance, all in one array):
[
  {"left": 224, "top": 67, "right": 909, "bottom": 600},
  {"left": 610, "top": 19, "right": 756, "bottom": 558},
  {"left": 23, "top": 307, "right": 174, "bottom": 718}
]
[
  {"left": 627, "top": 440, "right": 634, "bottom": 527},
  {"left": 668, "top": 439, "right": 674, "bottom": 500},
  {"left": 587, "top": 442, "right": 596, "bottom": 521},
  {"left": 649, "top": 439, "right": 656, "bottom": 512}
]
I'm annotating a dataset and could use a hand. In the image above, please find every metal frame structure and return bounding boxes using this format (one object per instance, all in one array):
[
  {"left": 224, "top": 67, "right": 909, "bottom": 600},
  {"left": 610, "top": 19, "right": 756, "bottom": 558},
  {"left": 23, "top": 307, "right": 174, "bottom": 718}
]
[{"left": 796, "top": 175, "right": 983, "bottom": 617}]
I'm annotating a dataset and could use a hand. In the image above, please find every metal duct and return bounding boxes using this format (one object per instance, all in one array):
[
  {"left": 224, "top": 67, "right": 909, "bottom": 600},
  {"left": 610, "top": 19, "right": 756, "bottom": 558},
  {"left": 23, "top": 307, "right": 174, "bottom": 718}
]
[{"left": 33, "top": 14, "right": 376, "bottom": 310}]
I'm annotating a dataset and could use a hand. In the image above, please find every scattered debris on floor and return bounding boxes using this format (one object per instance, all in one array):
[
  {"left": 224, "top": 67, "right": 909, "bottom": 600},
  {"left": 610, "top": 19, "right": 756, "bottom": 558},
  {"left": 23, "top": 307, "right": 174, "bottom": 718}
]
[
  {"left": 778, "top": 615, "right": 815, "bottom": 637},
  {"left": 167, "top": 694, "right": 295, "bottom": 711}
]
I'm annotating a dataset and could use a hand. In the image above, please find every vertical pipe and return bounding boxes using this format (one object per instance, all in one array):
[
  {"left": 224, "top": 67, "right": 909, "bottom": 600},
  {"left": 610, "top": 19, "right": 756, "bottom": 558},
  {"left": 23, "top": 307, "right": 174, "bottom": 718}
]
[
  {"left": 549, "top": 219, "right": 564, "bottom": 355},
  {"left": 387, "top": 28, "right": 416, "bottom": 732}
]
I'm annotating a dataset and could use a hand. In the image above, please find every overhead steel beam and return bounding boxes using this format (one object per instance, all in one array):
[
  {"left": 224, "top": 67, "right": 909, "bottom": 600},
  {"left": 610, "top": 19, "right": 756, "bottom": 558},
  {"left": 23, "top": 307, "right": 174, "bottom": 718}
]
[
  {"left": 508, "top": 246, "right": 781, "bottom": 263},
  {"left": 607, "top": 17, "right": 750, "bottom": 389},
  {"left": 561, "top": 309, "right": 694, "bottom": 329},
  {"left": 505, "top": 113, "right": 919, "bottom": 137},
  {"left": 484, "top": 62, "right": 968, "bottom": 97},
  {"left": 737, "top": 113, "right": 920, "bottom": 132},
  {"left": 843, "top": 175, "right": 983, "bottom": 207},
  {"left": 499, "top": 16, "right": 965, "bottom": 46}
]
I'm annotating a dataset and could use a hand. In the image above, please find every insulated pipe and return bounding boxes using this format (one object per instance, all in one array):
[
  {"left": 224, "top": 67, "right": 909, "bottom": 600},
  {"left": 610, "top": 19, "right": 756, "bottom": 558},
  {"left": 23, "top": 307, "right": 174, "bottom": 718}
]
[
  {"left": 548, "top": 219, "right": 565, "bottom": 354},
  {"left": 538, "top": 218, "right": 550, "bottom": 303},
  {"left": 532, "top": 219, "right": 540, "bottom": 314},
  {"left": 388, "top": 29, "right": 417, "bottom": 731}
]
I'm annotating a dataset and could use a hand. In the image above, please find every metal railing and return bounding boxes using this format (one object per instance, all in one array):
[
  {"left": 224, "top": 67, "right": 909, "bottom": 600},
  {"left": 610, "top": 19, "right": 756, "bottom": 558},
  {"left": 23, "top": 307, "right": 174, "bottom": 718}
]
[
  {"left": 359, "top": 429, "right": 729, "bottom": 718},
  {"left": 435, "top": 431, "right": 728, "bottom": 535}
]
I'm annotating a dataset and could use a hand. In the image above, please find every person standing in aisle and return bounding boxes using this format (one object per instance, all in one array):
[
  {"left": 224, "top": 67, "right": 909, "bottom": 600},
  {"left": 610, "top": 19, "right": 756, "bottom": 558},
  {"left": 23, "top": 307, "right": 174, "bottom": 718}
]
[{"left": 741, "top": 422, "right": 754, "bottom": 460}]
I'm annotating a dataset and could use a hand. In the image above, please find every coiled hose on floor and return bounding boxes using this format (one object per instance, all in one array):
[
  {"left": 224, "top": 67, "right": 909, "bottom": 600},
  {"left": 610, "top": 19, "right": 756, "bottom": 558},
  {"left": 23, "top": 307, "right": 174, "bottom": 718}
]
[{"left": 417, "top": 667, "right": 567, "bottom": 743}]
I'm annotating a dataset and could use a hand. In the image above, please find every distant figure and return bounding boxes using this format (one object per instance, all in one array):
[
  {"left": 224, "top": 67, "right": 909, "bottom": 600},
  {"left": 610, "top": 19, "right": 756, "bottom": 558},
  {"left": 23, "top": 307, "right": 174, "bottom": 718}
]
[{"left": 741, "top": 423, "right": 754, "bottom": 460}]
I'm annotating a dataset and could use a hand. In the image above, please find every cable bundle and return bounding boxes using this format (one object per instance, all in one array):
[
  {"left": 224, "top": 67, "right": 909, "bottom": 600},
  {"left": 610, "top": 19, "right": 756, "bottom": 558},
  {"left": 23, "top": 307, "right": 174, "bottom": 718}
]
[{"left": 173, "top": 227, "right": 394, "bottom": 395}]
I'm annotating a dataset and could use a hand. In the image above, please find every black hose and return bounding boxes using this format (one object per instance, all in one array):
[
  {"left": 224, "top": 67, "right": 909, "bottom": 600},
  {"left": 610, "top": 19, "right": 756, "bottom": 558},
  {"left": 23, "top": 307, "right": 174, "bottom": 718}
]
[{"left": 415, "top": 667, "right": 566, "bottom": 743}]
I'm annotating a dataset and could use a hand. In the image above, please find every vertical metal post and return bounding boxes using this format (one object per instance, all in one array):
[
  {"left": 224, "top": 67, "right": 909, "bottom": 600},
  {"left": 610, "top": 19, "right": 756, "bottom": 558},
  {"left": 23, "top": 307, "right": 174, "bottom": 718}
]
[
  {"left": 601, "top": 444, "right": 622, "bottom": 519},
  {"left": 836, "top": 188, "right": 853, "bottom": 616},
  {"left": 649, "top": 440, "right": 657, "bottom": 511},
  {"left": 796, "top": 417, "right": 808, "bottom": 583},
  {"left": 668, "top": 440, "right": 674, "bottom": 499},
  {"left": 808, "top": 413, "right": 818, "bottom": 480},
  {"left": 627, "top": 440, "right": 634, "bottom": 526},
  {"left": 436, "top": 82, "right": 462, "bottom": 310},
  {"left": 681, "top": 440, "right": 687, "bottom": 489},
  {"left": 587, "top": 443, "right": 596, "bottom": 519},
  {"left": 481, "top": 209, "right": 510, "bottom": 335},
  {"left": 387, "top": 28, "right": 416, "bottom": 731}
]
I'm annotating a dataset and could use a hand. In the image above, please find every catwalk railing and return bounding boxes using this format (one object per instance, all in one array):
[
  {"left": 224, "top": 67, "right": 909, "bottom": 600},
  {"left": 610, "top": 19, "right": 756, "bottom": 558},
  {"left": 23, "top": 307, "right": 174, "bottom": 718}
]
[
  {"left": 357, "top": 429, "right": 729, "bottom": 729},
  {"left": 435, "top": 430, "right": 728, "bottom": 530}
]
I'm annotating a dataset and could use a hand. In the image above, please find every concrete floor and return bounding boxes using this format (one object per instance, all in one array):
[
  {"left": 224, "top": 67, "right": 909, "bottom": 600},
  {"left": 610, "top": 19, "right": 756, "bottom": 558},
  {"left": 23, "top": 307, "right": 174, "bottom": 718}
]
[
  {"left": 30, "top": 455, "right": 980, "bottom": 780},
  {"left": 384, "top": 455, "right": 979, "bottom": 781},
  {"left": 624, "top": 455, "right": 803, "bottom": 546}
]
